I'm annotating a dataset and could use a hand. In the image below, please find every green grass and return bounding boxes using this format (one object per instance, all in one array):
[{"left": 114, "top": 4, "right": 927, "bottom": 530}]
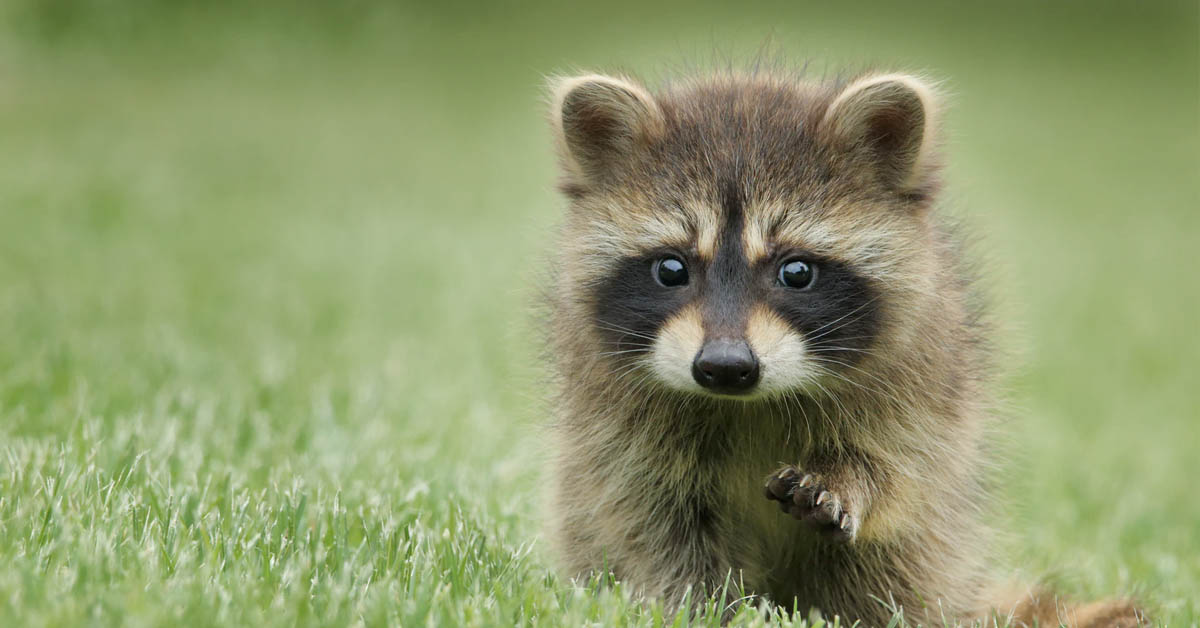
[{"left": 0, "top": 1, "right": 1196, "bottom": 625}]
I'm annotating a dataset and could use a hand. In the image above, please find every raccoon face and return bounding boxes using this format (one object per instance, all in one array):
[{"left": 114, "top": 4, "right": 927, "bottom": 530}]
[{"left": 551, "top": 72, "right": 938, "bottom": 399}]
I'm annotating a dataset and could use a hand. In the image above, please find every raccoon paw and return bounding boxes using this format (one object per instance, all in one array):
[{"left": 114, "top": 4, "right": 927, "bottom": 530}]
[{"left": 763, "top": 465, "right": 858, "bottom": 543}]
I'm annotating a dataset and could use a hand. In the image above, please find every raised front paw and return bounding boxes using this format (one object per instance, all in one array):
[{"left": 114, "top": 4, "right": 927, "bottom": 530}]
[{"left": 763, "top": 465, "right": 858, "bottom": 542}]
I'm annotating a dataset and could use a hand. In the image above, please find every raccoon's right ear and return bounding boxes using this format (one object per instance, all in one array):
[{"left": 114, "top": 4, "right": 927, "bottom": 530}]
[{"left": 550, "top": 74, "right": 664, "bottom": 185}]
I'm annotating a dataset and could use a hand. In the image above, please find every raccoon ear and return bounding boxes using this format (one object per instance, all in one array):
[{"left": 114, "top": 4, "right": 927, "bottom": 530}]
[
  {"left": 821, "top": 74, "right": 939, "bottom": 194},
  {"left": 550, "top": 74, "right": 663, "bottom": 183}
]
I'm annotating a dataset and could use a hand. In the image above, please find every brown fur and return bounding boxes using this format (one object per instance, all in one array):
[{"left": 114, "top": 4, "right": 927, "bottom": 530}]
[{"left": 541, "top": 68, "right": 1144, "bottom": 626}]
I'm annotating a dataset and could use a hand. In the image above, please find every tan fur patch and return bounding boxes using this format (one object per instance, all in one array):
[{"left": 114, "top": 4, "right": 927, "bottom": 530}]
[
  {"left": 741, "top": 214, "right": 770, "bottom": 264},
  {"left": 986, "top": 585, "right": 1147, "bottom": 628},
  {"left": 649, "top": 304, "right": 705, "bottom": 392},
  {"left": 754, "top": 197, "right": 925, "bottom": 287},
  {"left": 675, "top": 196, "right": 720, "bottom": 261},
  {"left": 745, "top": 199, "right": 874, "bottom": 266},
  {"left": 744, "top": 304, "right": 817, "bottom": 396}
]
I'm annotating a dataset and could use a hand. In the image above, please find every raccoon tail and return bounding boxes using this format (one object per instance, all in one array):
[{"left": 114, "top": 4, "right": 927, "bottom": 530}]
[{"left": 980, "top": 582, "right": 1149, "bottom": 627}]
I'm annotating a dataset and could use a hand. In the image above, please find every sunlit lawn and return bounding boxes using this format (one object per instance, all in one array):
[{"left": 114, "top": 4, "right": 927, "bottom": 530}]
[{"left": 0, "top": 2, "right": 1195, "bottom": 625}]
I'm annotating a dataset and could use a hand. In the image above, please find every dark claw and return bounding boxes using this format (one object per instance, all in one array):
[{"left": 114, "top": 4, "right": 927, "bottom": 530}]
[
  {"left": 766, "top": 476, "right": 792, "bottom": 500},
  {"left": 764, "top": 465, "right": 800, "bottom": 503}
]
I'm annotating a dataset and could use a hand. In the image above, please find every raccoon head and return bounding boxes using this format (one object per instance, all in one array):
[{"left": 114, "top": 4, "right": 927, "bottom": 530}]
[{"left": 549, "top": 71, "right": 941, "bottom": 400}]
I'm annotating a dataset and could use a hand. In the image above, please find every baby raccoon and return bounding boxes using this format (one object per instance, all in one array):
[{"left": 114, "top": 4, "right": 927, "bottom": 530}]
[{"left": 542, "top": 69, "right": 1143, "bottom": 626}]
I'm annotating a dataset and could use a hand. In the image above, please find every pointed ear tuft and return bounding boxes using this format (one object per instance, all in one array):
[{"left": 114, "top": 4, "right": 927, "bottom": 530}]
[
  {"left": 821, "top": 73, "right": 939, "bottom": 193},
  {"left": 549, "top": 74, "right": 663, "bottom": 183}
]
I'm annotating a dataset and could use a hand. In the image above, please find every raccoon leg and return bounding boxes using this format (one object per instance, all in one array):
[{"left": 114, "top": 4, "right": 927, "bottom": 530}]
[
  {"left": 555, "top": 479, "right": 746, "bottom": 608},
  {"left": 763, "top": 465, "right": 861, "bottom": 542}
]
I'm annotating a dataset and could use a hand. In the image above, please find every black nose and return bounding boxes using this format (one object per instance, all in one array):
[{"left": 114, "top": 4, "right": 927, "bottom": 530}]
[{"left": 692, "top": 339, "right": 759, "bottom": 394}]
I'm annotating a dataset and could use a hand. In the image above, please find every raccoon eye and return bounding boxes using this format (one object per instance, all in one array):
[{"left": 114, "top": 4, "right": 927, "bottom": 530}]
[
  {"left": 778, "top": 259, "right": 817, "bottom": 290},
  {"left": 654, "top": 256, "right": 689, "bottom": 287}
]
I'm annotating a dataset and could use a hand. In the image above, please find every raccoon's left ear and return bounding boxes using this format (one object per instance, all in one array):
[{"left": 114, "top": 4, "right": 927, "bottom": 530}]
[{"left": 820, "top": 73, "right": 939, "bottom": 195}]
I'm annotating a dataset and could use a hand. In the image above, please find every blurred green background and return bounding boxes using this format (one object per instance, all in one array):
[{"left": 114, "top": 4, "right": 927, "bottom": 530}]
[{"left": 0, "top": 0, "right": 1196, "bottom": 625}]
